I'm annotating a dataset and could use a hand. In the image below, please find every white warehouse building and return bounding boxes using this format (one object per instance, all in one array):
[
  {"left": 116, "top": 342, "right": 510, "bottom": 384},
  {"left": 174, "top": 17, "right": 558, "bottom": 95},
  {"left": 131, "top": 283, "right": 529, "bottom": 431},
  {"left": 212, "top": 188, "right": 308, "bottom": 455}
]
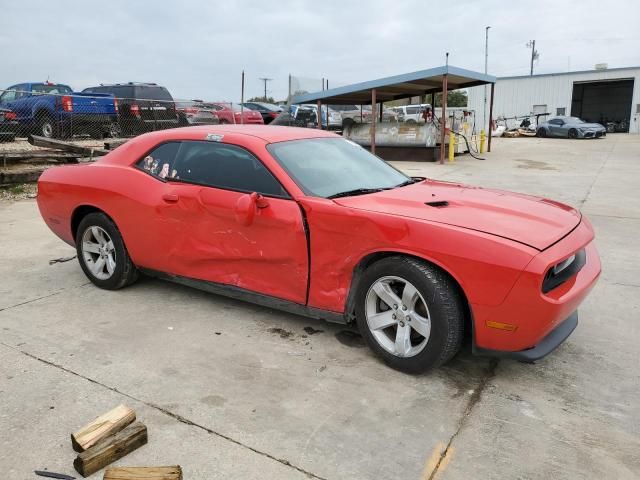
[{"left": 467, "top": 66, "right": 640, "bottom": 134}]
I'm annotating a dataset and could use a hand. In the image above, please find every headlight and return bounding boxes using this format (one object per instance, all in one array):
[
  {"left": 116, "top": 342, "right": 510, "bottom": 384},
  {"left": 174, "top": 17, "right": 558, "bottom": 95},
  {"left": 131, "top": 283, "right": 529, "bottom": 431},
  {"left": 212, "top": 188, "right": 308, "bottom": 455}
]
[
  {"left": 542, "top": 250, "right": 586, "bottom": 293},
  {"left": 553, "top": 254, "right": 575, "bottom": 275}
]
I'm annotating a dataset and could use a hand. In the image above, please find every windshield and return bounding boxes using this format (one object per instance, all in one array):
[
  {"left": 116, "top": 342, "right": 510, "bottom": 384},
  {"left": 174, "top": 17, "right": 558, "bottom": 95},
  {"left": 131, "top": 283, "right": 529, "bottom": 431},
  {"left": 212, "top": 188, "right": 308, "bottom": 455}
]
[
  {"left": 268, "top": 138, "right": 410, "bottom": 198},
  {"left": 32, "top": 84, "right": 73, "bottom": 95}
]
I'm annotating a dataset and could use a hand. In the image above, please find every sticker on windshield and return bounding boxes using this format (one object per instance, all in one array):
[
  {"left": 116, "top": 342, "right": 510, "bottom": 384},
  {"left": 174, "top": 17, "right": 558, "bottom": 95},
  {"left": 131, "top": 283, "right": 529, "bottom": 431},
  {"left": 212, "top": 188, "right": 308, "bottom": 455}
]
[{"left": 205, "top": 133, "right": 224, "bottom": 142}]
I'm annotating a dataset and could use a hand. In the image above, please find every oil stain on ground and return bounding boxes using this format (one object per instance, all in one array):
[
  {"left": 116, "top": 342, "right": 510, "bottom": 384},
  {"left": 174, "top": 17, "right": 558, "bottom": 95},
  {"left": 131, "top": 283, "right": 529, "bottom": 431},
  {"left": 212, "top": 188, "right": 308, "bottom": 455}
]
[{"left": 303, "top": 326, "right": 324, "bottom": 335}]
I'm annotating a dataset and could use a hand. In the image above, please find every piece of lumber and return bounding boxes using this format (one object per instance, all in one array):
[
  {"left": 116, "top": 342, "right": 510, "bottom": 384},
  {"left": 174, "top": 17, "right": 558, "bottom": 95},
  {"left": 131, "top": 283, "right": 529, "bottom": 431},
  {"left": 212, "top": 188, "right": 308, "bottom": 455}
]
[
  {"left": 103, "top": 466, "right": 182, "bottom": 480},
  {"left": 74, "top": 422, "right": 148, "bottom": 478},
  {"left": 28, "top": 135, "right": 109, "bottom": 156},
  {"left": 71, "top": 404, "right": 136, "bottom": 452}
]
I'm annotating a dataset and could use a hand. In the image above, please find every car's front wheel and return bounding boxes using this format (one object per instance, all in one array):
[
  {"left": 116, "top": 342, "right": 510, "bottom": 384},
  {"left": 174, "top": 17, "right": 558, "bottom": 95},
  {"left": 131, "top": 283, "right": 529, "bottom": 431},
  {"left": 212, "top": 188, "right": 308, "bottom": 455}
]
[
  {"left": 537, "top": 128, "right": 547, "bottom": 138},
  {"left": 76, "top": 212, "right": 138, "bottom": 290},
  {"left": 355, "top": 256, "right": 464, "bottom": 373}
]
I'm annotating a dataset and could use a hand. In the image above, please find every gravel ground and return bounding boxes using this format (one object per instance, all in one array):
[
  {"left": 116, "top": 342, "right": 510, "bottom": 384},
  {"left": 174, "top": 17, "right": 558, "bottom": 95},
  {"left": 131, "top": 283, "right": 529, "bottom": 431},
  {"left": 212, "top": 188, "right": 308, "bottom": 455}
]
[{"left": 0, "top": 182, "right": 37, "bottom": 200}]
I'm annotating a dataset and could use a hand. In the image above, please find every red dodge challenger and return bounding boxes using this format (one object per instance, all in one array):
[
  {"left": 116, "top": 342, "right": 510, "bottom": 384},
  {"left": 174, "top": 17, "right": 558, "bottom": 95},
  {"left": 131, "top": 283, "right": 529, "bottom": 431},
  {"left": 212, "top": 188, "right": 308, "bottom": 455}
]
[{"left": 37, "top": 126, "right": 601, "bottom": 372}]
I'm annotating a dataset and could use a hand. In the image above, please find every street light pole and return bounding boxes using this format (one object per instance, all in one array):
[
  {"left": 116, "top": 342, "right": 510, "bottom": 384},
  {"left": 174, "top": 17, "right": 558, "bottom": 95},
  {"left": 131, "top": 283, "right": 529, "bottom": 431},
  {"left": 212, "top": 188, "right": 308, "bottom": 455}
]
[{"left": 483, "top": 26, "right": 490, "bottom": 132}]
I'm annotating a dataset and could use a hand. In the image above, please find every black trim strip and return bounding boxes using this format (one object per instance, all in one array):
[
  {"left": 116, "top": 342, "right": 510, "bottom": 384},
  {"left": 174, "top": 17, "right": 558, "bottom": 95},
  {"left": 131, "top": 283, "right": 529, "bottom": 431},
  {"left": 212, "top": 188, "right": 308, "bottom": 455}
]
[
  {"left": 139, "top": 268, "right": 346, "bottom": 324},
  {"left": 473, "top": 312, "right": 578, "bottom": 362}
]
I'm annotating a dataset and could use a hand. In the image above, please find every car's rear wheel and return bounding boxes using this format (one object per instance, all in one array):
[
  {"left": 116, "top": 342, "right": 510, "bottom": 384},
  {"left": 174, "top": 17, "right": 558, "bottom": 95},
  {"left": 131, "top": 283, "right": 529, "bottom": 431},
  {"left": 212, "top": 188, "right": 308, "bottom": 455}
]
[
  {"left": 38, "top": 114, "right": 57, "bottom": 138},
  {"left": 568, "top": 128, "right": 578, "bottom": 139},
  {"left": 76, "top": 212, "right": 138, "bottom": 290},
  {"left": 355, "top": 256, "right": 464, "bottom": 373}
]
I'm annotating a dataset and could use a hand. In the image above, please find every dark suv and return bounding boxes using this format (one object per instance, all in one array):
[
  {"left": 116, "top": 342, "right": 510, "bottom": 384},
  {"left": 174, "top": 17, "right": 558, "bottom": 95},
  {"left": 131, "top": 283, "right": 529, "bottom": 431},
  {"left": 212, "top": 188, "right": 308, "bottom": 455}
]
[{"left": 82, "top": 83, "right": 179, "bottom": 136}]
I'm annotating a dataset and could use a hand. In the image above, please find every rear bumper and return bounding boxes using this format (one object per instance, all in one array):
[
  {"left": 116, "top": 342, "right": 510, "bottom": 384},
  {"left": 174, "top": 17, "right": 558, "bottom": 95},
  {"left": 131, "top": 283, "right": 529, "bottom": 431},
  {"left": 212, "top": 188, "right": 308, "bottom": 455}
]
[
  {"left": 473, "top": 311, "right": 578, "bottom": 362},
  {"left": 61, "top": 114, "right": 117, "bottom": 129}
]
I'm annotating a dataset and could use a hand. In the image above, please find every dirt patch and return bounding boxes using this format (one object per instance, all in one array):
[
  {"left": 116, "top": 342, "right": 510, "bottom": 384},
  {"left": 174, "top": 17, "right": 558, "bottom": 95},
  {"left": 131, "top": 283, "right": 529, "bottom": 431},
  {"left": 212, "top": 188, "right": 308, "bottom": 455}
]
[
  {"left": 515, "top": 159, "right": 557, "bottom": 170},
  {"left": 268, "top": 327, "right": 294, "bottom": 339},
  {"left": 303, "top": 326, "right": 324, "bottom": 335},
  {"left": 0, "top": 183, "right": 37, "bottom": 201}
]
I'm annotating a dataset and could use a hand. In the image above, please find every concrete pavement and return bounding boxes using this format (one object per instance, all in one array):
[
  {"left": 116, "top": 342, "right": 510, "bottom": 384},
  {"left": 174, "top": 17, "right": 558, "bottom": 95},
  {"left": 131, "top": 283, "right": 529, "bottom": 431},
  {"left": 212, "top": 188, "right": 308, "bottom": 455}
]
[{"left": 1, "top": 135, "right": 638, "bottom": 479}]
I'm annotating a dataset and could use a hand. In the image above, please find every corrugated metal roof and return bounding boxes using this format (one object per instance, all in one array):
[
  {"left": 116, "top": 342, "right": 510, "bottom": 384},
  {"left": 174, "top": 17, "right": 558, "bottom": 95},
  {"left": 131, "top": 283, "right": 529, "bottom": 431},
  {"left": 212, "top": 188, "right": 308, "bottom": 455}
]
[
  {"left": 291, "top": 65, "right": 496, "bottom": 105},
  {"left": 498, "top": 66, "right": 640, "bottom": 81}
]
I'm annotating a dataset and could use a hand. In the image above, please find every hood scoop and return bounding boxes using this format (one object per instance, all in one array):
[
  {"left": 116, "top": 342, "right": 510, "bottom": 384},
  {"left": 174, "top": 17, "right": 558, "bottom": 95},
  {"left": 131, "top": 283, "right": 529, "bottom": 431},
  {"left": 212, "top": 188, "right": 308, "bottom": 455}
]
[{"left": 425, "top": 200, "right": 449, "bottom": 208}]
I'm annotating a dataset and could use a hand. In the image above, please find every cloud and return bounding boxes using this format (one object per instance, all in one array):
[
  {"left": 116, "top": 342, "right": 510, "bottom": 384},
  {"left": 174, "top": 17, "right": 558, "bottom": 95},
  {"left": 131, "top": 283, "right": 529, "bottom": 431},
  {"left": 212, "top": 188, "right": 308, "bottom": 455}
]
[{"left": 2, "top": 0, "right": 638, "bottom": 101}]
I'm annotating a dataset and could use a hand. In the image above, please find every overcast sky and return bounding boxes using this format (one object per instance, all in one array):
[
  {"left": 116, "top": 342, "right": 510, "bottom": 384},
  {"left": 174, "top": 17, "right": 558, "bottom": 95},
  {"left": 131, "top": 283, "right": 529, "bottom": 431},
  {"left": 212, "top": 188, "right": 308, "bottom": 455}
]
[{"left": 2, "top": 1, "right": 639, "bottom": 102}]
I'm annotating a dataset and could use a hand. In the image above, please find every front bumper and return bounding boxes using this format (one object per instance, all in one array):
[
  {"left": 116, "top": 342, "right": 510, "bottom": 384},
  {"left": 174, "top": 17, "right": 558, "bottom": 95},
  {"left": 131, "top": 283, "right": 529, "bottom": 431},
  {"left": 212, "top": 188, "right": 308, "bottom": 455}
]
[
  {"left": 474, "top": 311, "right": 578, "bottom": 362},
  {"left": 471, "top": 219, "right": 601, "bottom": 355},
  {"left": 579, "top": 130, "right": 606, "bottom": 138}
]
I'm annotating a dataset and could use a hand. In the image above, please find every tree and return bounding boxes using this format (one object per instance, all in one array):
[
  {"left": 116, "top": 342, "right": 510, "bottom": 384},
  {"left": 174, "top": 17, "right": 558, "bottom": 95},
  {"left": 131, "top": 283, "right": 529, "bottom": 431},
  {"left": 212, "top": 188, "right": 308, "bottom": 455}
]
[
  {"left": 434, "top": 90, "right": 467, "bottom": 107},
  {"left": 247, "top": 96, "right": 275, "bottom": 103}
]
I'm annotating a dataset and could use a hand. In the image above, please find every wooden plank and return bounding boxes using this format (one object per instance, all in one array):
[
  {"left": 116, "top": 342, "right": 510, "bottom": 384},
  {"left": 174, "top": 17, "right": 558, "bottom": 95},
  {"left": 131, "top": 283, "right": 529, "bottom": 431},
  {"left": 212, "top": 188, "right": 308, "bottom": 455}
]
[
  {"left": 74, "top": 422, "right": 148, "bottom": 478},
  {"left": 71, "top": 404, "right": 136, "bottom": 452},
  {"left": 103, "top": 466, "right": 182, "bottom": 480},
  {"left": 28, "top": 135, "right": 109, "bottom": 156}
]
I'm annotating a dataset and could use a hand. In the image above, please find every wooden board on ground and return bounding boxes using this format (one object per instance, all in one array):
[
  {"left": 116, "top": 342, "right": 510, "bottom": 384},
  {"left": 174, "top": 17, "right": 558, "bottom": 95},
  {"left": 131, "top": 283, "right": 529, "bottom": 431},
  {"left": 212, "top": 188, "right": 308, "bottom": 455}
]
[
  {"left": 74, "top": 422, "right": 148, "bottom": 477},
  {"left": 103, "top": 466, "right": 182, "bottom": 480},
  {"left": 28, "top": 135, "right": 109, "bottom": 156},
  {"left": 72, "top": 404, "right": 136, "bottom": 452}
]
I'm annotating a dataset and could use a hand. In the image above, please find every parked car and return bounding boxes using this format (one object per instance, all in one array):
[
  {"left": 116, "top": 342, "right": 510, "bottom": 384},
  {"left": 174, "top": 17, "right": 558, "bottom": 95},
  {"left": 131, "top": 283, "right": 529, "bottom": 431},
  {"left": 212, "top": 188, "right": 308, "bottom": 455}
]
[
  {"left": 211, "top": 103, "right": 264, "bottom": 124},
  {"left": 537, "top": 116, "right": 606, "bottom": 138},
  {"left": 299, "top": 104, "right": 342, "bottom": 130},
  {"left": 82, "top": 83, "right": 179, "bottom": 136},
  {"left": 241, "top": 102, "right": 282, "bottom": 124},
  {"left": 331, "top": 104, "right": 397, "bottom": 128},
  {"left": 37, "top": 125, "right": 601, "bottom": 373},
  {"left": 391, "top": 104, "right": 430, "bottom": 124},
  {"left": 0, "top": 107, "right": 18, "bottom": 142},
  {"left": 0, "top": 82, "right": 118, "bottom": 139},
  {"left": 176, "top": 100, "right": 220, "bottom": 126}
]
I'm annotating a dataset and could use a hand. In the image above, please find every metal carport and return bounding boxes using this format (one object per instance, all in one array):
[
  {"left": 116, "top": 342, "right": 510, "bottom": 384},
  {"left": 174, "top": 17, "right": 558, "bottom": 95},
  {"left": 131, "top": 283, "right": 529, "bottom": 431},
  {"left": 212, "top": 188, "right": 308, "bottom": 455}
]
[{"left": 292, "top": 65, "right": 496, "bottom": 163}]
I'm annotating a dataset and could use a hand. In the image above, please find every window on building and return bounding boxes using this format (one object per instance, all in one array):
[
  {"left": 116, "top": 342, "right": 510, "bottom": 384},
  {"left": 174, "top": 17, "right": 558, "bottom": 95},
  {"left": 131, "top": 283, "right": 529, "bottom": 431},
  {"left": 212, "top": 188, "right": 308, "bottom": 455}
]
[{"left": 556, "top": 107, "right": 566, "bottom": 116}]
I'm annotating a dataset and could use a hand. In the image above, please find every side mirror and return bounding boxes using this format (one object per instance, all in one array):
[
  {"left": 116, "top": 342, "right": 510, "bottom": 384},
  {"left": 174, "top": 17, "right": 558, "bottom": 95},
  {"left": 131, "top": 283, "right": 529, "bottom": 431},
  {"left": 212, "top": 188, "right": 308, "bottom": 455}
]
[{"left": 235, "top": 192, "right": 269, "bottom": 226}]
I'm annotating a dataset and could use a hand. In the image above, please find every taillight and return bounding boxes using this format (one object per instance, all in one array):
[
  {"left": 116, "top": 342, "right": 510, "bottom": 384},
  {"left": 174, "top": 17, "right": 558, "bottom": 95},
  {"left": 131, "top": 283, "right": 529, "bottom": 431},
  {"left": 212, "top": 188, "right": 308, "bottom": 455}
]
[
  {"left": 130, "top": 104, "right": 141, "bottom": 117},
  {"left": 113, "top": 98, "right": 119, "bottom": 113},
  {"left": 61, "top": 96, "right": 73, "bottom": 112},
  {"left": 4, "top": 111, "right": 17, "bottom": 120},
  {"left": 269, "top": 112, "right": 279, "bottom": 118}
]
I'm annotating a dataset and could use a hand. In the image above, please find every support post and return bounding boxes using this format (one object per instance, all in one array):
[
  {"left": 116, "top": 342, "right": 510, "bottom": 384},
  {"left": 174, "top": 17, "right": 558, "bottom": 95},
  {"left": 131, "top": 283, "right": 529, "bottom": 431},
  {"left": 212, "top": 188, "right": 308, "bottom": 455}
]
[
  {"left": 371, "top": 89, "right": 377, "bottom": 155},
  {"left": 379, "top": 101, "right": 383, "bottom": 122},
  {"left": 440, "top": 75, "right": 448, "bottom": 164},
  {"left": 317, "top": 100, "right": 322, "bottom": 129},
  {"left": 488, "top": 82, "right": 495, "bottom": 153},
  {"left": 240, "top": 70, "right": 245, "bottom": 125}
]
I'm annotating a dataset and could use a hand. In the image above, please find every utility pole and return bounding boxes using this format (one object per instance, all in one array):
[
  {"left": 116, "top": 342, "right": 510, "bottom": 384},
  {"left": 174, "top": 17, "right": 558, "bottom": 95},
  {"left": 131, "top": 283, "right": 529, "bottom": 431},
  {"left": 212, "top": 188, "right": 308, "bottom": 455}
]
[
  {"left": 526, "top": 40, "right": 539, "bottom": 76},
  {"left": 258, "top": 77, "right": 272, "bottom": 101},
  {"left": 483, "top": 26, "right": 490, "bottom": 132}
]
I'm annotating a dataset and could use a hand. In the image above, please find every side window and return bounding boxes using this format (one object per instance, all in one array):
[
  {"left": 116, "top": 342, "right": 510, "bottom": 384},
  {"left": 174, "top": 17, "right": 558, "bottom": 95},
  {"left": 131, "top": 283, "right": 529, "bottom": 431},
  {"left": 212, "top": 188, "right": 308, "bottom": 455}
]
[
  {"left": 136, "top": 142, "right": 182, "bottom": 180},
  {"left": 556, "top": 107, "right": 566, "bottom": 116},
  {"left": 0, "top": 88, "right": 17, "bottom": 102},
  {"left": 173, "top": 141, "right": 288, "bottom": 197}
]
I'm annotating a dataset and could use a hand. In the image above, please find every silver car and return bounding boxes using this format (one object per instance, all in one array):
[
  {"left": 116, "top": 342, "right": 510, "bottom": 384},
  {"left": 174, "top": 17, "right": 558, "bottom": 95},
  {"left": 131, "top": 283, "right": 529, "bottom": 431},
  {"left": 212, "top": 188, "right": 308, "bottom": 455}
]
[{"left": 537, "top": 116, "right": 606, "bottom": 139}]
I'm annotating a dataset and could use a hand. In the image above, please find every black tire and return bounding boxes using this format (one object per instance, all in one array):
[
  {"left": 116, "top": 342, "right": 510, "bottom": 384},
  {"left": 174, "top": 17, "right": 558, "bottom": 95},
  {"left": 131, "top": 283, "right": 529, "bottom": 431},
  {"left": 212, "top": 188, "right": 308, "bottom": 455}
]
[
  {"left": 355, "top": 256, "right": 465, "bottom": 373},
  {"left": 537, "top": 128, "right": 546, "bottom": 138},
  {"left": 75, "top": 212, "right": 138, "bottom": 290},
  {"left": 568, "top": 128, "right": 578, "bottom": 139},
  {"left": 37, "top": 113, "right": 57, "bottom": 138},
  {"left": 342, "top": 118, "right": 355, "bottom": 129}
]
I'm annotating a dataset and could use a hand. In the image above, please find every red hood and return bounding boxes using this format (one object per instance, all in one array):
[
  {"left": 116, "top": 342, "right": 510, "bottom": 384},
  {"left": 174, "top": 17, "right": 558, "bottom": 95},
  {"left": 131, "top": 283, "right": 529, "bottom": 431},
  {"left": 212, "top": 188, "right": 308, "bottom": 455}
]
[{"left": 334, "top": 180, "right": 581, "bottom": 250}]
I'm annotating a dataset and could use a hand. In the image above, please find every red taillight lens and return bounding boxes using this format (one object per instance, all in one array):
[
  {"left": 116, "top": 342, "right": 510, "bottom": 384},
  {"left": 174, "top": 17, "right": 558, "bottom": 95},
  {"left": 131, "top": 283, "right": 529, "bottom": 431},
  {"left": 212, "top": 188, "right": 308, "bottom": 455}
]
[
  {"left": 130, "top": 104, "right": 141, "bottom": 117},
  {"left": 4, "top": 111, "right": 17, "bottom": 120},
  {"left": 269, "top": 112, "right": 279, "bottom": 118},
  {"left": 113, "top": 98, "right": 119, "bottom": 113},
  {"left": 61, "top": 96, "right": 73, "bottom": 112}
]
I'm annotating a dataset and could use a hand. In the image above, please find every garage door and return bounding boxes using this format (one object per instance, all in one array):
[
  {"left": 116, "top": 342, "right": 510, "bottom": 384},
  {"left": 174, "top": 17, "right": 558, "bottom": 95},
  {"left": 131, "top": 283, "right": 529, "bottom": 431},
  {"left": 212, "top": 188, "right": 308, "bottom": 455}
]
[{"left": 571, "top": 79, "right": 634, "bottom": 132}]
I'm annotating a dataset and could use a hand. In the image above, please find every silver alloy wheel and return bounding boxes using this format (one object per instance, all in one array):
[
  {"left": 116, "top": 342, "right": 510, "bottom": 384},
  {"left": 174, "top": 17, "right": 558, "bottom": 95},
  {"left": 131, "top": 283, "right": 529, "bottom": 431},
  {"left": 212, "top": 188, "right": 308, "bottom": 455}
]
[
  {"left": 81, "top": 226, "right": 116, "bottom": 280},
  {"left": 365, "top": 276, "right": 431, "bottom": 358}
]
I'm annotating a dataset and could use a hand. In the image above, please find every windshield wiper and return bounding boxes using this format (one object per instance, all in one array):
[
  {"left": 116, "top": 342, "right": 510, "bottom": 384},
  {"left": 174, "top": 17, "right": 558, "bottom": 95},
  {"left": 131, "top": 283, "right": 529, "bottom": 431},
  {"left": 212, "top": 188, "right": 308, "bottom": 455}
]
[
  {"left": 394, "top": 179, "right": 417, "bottom": 188},
  {"left": 327, "top": 188, "right": 385, "bottom": 199}
]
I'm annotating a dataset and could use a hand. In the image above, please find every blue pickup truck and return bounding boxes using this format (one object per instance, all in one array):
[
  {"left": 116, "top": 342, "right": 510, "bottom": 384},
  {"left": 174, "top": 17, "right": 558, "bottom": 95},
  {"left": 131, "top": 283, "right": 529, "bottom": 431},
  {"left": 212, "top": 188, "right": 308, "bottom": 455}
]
[{"left": 0, "top": 82, "right": 118, "bottom": 139}]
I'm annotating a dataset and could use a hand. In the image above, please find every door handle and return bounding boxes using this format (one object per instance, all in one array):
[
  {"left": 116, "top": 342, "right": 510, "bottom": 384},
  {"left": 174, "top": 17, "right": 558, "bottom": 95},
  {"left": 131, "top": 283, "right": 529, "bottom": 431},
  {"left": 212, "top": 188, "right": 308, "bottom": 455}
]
[{"left": 162, "top": 193, "right": 179, "bottom": 203}]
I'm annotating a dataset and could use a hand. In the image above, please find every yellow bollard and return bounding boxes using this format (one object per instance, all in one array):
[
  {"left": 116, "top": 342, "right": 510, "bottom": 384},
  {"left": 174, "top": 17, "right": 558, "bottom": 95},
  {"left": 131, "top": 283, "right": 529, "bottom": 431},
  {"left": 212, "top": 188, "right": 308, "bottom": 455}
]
[
  {"left": 448, "top": 130, "right": 455, "bottom": 162},
  {"left": 480, "top": 129, "right": 486, "bottom": 154}
]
